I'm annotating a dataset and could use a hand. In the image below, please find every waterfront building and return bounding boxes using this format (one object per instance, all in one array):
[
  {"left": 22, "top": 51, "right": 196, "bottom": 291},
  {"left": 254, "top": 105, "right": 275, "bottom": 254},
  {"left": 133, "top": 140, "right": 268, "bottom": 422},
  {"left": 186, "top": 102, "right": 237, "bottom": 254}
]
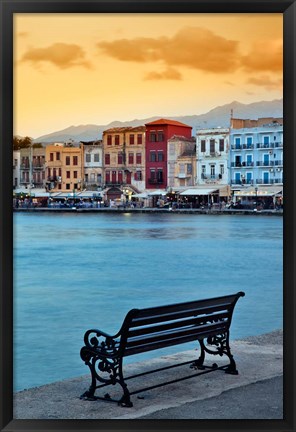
[
  {"left": 102, "top": 126, "right": 146, "bottom": 201},
  {"left": 145, "top": 119, "right": 192, "bottom": 190},
  {"left": 167, "top": 135, "right": 196, "bottom": 189},
  {"left": 45, "top": 143, "right": 84, "bottom": 192},
  {"left": 13, "top": 151, "right": 21, "bottom": 189},
  {"left": 80, "top": 141, "right": 103, "bottom": 190},
  {"left": 230, "top": 119, "right": 283, "bottom": 187},
  {"left": 19, "top": 147, "right": 46, "bottom": 189},
  {"left": 196, "top": 127, "right": 230, "bottom": 187},
  {"left": 230, "top": 118, "right": 283, "bottom": 208}
]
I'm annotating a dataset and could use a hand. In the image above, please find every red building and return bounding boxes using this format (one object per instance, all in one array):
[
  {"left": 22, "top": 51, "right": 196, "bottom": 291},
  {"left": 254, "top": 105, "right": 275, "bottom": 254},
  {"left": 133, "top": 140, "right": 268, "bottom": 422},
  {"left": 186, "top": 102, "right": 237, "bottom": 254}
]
[{"left": 145, "top": 119, "right": 192, "bottom": 189}]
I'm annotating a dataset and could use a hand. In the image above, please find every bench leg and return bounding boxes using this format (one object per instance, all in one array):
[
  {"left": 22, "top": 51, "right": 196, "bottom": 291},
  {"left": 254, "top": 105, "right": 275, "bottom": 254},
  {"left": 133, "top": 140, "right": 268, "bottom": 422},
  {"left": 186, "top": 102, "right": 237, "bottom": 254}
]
[
  {"left": 190, "top": 339, "right": 206, "bottom": 369},
  {"left": 117, "top": 360, "right": 133, "bottom": 408},
  {"left": 205, "top": 332, "right": 239, "bottom": 375}
]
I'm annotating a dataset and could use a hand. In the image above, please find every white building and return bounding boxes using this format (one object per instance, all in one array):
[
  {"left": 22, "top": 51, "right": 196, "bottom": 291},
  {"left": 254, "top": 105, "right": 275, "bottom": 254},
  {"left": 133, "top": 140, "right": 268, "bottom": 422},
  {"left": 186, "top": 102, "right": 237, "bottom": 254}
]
[
  {"left": 196, "top": 128, "right": 230, "bottom": 186},
  {"left": 81, "top": 141, "right": 103, "bottom": 189}
]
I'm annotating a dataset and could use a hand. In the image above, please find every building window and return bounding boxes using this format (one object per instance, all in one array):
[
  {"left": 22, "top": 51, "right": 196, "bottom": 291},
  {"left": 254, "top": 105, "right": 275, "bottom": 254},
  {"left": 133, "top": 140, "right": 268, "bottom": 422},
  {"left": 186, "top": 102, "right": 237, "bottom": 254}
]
[
  {"left": 74, "top": 171, "right": 78, "bottom": 179},
  {"left": 150, "top": 151, "right": 156, "bottom": 162},
  {"left": 157, "top": 131, "right": 164, "bottom": 142},
  {"left": 86, "top": 154, "right": 91, "bottom": 163},
  {"left": 210, "top": 164, "right": 215, "bottom": 178},
  {"left": 201, "top": 140, "right": 206, "bottom": 152},
  {"left": 56, "top": 152, "right": 60, "bottom": 161},
  {"left": 50, "top": 153, "right": 54, "bottom": 162},
  {"left": 157, "top": 151, "right": 164, "bottom": 162},
  {"left": 105, "top": 171, "right": 110, "bottom": 183},
  {"left": 210, "top": 140, "right": 215, "bottom": 155},
  {"left": 66, "top": 156, "right": 70, "bottom": 165},
  {"left": 220, "top": 164, "right": 224, "bottom": 175},
  {"left": 73, "top": 156, "right": 78, "bottom": 165},
  {"left": 179, "top": 164, "right": 185, "bottom": 175},
  {"left": 157, "top": 169, "right": 163, "bottom": 183},
  {"left": 107, "top": 135, "right": 112, "bottom": 146},
  {"left": 149, "top": 132, "right": 157, "bottom": 142},
  {"left": 129, "top": 134, "right": 135, "bottom": 145},
  {"left": 118, "top": 171, "right": 123, "bottom": 183},
  {"left": 263, "top": 136, "right": 270, "bottom": 147},
  {"left": 133, "top": 171, "right": 141, "bottom": 181},
  {"left": 118, "top": 153, "right": 123, "bottom": 164},
  {"left": 137, "top": 134, "right": 143, "bottom": 144},
  {"left": 105, "top": 154, "right": 110, "bottom": 165},
  {"left": 201, "top": 165, "right": 206, "bottom": 178},
  {"left": 94, "top": 153, "right": 100, "bottom": 162},
  {"left": 128, "top": 153, "right": 134, "bottom": 164},
  {"left": 115, "top": 135, "right": 120, "bottom": 145},
  {"left": 58, "top": 168, "right": 62, "bottom": 176},
  {"left": 246, "top": 136, "right": 253, "bottom": 148},
  {"left": 150, "top": 169, "right": 156, "bottom": 181},
  {"left": 219, "top": 139, "right": 224, "bottom": 152},
  {"left": 66, "top": 171, "right": 70, "bottom": 178},
  {"left": 136, "top": 153, "right": 142, "bottom": 164},
  {"left": 66, "top": 183, "right": 71, "bottom": 190},
  {"left": 235, "top": 137, "right": 241, "bottom": 149},
  {"left": 187, "top": 164, "right": 192, "bottom": 174}
]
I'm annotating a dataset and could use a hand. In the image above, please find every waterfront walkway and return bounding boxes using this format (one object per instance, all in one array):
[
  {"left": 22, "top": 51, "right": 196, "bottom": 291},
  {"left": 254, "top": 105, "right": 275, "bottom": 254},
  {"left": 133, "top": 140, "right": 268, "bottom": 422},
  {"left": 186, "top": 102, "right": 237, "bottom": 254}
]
[
  {"left": 14, "top": 330, "right": 283, "bottom": 419},
  {"left": 13, "top": 207, "right": 283, "bottom": 215}
]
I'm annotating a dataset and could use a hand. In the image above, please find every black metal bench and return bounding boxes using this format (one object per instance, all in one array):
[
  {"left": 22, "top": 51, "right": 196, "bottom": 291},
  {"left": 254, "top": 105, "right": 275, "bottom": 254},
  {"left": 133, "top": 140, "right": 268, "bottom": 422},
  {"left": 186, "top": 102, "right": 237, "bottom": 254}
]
[{"left": 80, "top": 291, "right": 245, "bottom": 407}]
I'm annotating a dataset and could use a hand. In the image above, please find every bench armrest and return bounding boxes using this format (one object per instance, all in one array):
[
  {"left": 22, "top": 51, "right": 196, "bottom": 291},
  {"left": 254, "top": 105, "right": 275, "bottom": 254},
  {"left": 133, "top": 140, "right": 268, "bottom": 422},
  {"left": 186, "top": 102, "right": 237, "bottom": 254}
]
[{"left": 83, "top": 328, "right": 120, "bottom": 353}]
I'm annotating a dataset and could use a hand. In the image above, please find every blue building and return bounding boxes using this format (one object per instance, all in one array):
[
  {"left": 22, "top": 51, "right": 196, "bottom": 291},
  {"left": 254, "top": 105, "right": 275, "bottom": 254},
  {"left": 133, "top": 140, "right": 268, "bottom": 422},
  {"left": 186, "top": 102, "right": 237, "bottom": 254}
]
[{"left": 229, "top": 119, "right": 283, "bottom": 208}]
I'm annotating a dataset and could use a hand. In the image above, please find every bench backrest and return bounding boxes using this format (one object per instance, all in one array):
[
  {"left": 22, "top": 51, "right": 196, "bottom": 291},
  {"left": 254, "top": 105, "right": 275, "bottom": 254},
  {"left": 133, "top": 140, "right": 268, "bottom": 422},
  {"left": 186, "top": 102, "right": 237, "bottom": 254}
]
[{"left": 119, "top": 292, "right": 245, "bottom": 357}]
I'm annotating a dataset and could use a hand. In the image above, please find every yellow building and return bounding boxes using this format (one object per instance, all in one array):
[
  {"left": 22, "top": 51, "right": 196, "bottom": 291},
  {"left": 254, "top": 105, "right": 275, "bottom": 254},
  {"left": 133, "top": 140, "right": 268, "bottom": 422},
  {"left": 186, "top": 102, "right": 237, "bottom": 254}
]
[
  {"left": 167, "top": 135, "right": 196, "bottom": 188},
  {"left": 45, "top": 144, "right": 84, "bottom": 192},
  {"left": 102, "top": 126, "right": 146, "bottom": 200}
]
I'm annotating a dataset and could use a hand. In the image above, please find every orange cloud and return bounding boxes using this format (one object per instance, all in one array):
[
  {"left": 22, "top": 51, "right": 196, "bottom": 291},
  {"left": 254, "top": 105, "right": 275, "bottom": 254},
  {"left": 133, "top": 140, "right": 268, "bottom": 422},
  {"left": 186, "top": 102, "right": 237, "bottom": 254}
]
[
  {"left": 97, "top": 27, "right": 240, "bottom": 74},
  {"left": 144, "top": 67, "right": 182, "bottom": 81},
  {"left": 22, "top": 43, "right": 92, "bottom": 69},
  {"left": 242, "top": 39, "right": 282, "bottom": 73},
  {"left": 247, "top": 74, "right": 283, "bottom": 90}
]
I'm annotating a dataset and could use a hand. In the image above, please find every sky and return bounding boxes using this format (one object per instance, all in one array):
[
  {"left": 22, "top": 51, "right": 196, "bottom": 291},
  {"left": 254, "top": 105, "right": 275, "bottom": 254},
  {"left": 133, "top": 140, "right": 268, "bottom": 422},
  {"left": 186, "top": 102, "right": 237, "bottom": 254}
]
[{"left": 14, "top": 13, "right": 283, "bottom": 138}]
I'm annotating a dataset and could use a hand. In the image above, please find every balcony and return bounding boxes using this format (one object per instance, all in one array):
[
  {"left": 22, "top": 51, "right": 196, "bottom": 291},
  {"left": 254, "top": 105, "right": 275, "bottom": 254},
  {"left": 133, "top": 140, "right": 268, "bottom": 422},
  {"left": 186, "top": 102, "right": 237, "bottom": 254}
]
[
  {"left": 231, "top": 179, "right": 254, "bottom": 185},
  {"left": 231, "top": 144, "right": 242, "bottom": 150},
  {"left": 256, "top": 178, "right": 283, "bottom": 185},
  {"left": 256, "top": 142, "right": 275, "bottom": 149},
  {"left": 148, "top": 178, "right": 163, "bottom": 184}
]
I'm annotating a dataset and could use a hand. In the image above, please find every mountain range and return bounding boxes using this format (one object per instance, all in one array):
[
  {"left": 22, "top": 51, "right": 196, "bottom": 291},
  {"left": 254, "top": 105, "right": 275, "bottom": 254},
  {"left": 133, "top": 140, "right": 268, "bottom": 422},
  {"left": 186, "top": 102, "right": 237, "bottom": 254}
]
[{"left": 34, "top": 99, "right": 283, "bottom": 143}]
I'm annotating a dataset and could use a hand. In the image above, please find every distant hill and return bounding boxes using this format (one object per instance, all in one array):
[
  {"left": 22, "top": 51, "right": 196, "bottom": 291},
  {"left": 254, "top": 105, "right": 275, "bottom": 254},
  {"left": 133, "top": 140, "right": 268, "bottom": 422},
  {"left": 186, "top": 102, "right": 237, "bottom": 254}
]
[{"left": 34, "top": 99, "right": 283, "bottom": 143}]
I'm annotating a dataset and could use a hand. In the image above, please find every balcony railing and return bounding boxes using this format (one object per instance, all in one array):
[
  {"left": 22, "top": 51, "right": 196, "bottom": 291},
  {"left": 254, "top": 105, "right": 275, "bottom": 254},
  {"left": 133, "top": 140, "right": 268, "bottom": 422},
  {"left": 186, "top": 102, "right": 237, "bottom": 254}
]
[
  {"left": 148, "top": 178, "right": 163, "bottom": 184},
  {"left": 231, "top": 179, "right": 254, "bottom": 185}
]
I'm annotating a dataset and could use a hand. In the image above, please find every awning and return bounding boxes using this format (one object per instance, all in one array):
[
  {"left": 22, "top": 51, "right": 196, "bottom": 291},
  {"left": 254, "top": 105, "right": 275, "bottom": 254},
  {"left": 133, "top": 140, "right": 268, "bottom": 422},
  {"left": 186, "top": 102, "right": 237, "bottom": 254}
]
[
  {"left": 180, "top": 188, "right": 218, "bottom": 196},
  {"left": 147, "top": 190, "right": 167, "bottom": 196},
  {"left": 133, "top": 192, "right": 149, "bottom": 198},
  {"left": 234, "top": 187, "right": 283, "bottom": 197}
]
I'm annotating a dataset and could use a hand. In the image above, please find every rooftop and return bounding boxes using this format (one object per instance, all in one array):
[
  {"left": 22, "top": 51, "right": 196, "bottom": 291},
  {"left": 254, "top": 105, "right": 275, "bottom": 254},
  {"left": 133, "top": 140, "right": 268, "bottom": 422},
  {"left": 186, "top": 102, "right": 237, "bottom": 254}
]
[
  {"left": 103, "top": 126, "right": 146, "bottom": 134},
  {"left": 145, "top": 118, "right": 192, "bottom": 128}
]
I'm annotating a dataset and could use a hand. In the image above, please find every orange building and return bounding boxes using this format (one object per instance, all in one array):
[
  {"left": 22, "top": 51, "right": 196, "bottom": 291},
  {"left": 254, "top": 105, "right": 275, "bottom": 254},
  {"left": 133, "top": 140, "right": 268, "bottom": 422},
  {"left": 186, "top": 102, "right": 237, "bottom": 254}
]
[{"left": 45, "top": 144, "right": 84, "bottom": 192}]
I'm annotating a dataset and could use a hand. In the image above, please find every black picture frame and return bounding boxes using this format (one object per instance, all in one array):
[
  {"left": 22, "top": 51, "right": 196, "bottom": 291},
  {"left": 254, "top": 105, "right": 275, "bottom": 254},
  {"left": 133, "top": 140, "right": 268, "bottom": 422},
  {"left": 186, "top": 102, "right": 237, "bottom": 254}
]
[{"left": 1, "top": 1, "right": 295, "bottom": 431}]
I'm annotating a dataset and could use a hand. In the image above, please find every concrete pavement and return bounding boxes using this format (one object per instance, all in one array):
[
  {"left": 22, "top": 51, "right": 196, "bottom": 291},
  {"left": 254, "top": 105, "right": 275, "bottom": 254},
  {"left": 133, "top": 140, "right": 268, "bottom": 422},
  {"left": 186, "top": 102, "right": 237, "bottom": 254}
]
[{"left": 13, "top": 330, "right": 283, "bottom": 420}]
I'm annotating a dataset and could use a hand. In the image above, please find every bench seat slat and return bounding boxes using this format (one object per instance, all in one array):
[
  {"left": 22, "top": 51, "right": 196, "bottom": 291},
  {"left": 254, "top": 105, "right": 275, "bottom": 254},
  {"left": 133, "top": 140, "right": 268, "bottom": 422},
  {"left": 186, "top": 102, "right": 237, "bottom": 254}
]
[
  {"left": 124, "top": 325, "right": 227, "bottom": 356},
  {"left": 129, "top": 303, "right": 232, "bottom": 328},
  {"left": 125, "top": 321, "right": 228, "bottom": 350},
  {"left": 127, "top": 311, "right": 230, "bottom": 339},
  {"left": 132, "top": 294, "right": 238, "bottom": 320}
]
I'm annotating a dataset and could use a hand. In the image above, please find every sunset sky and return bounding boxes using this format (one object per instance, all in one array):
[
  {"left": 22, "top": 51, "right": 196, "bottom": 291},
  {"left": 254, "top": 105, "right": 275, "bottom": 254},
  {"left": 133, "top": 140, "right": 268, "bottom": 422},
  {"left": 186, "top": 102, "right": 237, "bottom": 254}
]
[{"left": 14, "top": 13, "right": 283, "bottom": 139}]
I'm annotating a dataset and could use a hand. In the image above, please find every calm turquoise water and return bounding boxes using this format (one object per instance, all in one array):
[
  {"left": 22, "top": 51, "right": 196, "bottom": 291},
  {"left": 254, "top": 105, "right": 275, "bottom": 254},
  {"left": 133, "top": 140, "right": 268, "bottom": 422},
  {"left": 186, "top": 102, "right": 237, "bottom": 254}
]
[{"left": 13, "top": 212, "right": 283, "bottom": 391}]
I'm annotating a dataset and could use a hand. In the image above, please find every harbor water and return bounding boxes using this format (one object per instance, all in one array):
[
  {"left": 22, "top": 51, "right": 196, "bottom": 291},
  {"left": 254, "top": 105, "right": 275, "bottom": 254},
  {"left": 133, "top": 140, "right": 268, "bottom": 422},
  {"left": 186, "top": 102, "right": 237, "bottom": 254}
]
[{"left": 13, "top": 212, "right": 283, "bottom": 391}]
